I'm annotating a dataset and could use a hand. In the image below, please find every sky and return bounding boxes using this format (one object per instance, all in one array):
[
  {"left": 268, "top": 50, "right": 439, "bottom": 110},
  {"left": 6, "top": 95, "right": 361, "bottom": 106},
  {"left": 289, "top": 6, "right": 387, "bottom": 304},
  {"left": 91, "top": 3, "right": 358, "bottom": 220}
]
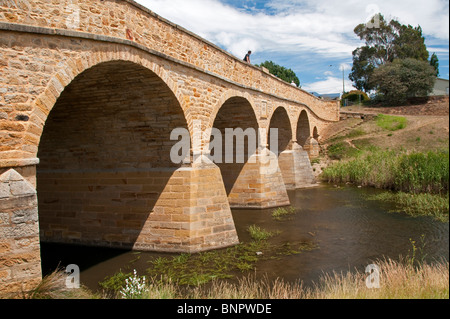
[{"left": 135, "top": 0, "right": 449, "bottom": 94}]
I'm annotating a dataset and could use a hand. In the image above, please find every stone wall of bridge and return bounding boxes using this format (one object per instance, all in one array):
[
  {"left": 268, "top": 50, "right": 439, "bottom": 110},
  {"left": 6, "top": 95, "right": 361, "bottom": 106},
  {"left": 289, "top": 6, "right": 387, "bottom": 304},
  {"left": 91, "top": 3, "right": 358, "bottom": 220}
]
[
  {"left": 0, "top": 0, "right": 339, "bottom": 122},
  {"left": 0, "top": 0, "right": 340, "bottom": 295}
]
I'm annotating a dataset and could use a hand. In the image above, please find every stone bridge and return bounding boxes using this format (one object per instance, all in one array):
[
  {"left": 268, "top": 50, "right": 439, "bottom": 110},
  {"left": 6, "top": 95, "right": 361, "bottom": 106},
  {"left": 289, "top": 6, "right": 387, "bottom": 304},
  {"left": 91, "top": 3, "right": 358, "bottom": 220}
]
[{"left": 0, "top": 0, "right": 339, "bottom": 294}]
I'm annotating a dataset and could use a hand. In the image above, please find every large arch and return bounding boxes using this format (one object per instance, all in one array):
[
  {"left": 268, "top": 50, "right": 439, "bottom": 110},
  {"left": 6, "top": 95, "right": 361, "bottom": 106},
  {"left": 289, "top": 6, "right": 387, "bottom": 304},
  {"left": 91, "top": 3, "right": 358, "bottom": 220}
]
[
  {"left": 23, "top": 49, "right": 191, "bottom": 161},
  {"left": 36, "top": 60, "right": 190, "bottom": 250}
]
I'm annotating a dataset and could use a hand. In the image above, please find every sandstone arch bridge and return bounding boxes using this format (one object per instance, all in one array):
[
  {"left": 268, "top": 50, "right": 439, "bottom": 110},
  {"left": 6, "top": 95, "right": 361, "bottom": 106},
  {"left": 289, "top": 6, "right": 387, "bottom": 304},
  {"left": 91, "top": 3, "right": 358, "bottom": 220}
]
[{"left": 0, "top": 0, "right": 339, "bottom": 293}]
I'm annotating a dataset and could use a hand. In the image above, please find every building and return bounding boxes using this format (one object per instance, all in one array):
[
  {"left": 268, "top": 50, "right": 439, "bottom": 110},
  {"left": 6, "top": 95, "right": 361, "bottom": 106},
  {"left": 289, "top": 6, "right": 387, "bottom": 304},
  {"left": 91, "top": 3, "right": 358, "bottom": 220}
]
[{"left": 431, "top": 78, "right": 449, "bottom": 96}]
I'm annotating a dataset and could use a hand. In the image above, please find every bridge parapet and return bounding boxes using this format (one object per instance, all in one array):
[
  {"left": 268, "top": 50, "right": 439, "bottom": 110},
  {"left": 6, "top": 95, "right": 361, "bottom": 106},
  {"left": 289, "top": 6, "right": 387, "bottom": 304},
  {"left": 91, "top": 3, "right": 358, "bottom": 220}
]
[{"left": 0, "top": 0, "right": 339, "bottom": 122}]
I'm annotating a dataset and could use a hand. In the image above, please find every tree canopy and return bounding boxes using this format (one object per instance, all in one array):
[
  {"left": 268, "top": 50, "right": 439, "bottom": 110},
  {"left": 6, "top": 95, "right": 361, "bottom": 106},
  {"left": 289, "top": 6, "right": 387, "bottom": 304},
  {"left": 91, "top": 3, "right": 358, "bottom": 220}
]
[
  {"left": 369, "top": 58, "right": 437, "bottom": 105},
  {"left": 430, "top": 53, "right": 440, "bottom": 77},
  {"left": 349, "top": 14, "right": 436, "bottom": 94},
  {"left": 256, "top": 61, "right": 301, "bottom": 87}
]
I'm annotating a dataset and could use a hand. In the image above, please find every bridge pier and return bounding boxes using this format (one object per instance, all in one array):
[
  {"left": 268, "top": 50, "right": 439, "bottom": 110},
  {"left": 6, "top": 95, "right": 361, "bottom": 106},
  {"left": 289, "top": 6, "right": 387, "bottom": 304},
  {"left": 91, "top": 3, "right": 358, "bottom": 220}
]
[
  {"left": 278, "top": 143, "right": 317, "bottom": 190},
  {"left": 135, "top": 162, "right": 239, "bottom": 253},
  {"left": 0, "top": 167, "right": 42, "bottom": 296},
  {"left": 37, "top": 163, "right": 238, "bottom": 254},
  {"left": 226, "top": 148, "right": 291, "bottom": 209},
  {"left": 303, "top": 137, "right": 320, "bottom": 159}
]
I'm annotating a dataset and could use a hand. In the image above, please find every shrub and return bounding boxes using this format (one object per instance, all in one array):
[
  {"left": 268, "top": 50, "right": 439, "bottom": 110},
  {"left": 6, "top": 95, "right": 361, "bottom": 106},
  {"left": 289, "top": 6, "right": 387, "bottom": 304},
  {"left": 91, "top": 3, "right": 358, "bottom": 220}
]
[{"left": 341, "top": 90, "right": 370, "bottom": 106}]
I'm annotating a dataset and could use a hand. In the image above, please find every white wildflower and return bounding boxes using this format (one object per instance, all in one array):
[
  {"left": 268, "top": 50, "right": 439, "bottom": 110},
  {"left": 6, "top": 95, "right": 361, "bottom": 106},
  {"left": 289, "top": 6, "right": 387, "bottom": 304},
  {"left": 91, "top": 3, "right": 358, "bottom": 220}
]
[{"left": 119, "top": 269, "right": 148, "bottom": 299}]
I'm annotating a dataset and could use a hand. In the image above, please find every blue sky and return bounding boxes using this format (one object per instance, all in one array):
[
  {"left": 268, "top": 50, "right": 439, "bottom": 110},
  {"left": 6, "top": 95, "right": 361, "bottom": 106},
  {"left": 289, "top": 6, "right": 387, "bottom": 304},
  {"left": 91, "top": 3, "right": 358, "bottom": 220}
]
[{"left": 136, "top": 0, "right": 449, "bottom": 94}]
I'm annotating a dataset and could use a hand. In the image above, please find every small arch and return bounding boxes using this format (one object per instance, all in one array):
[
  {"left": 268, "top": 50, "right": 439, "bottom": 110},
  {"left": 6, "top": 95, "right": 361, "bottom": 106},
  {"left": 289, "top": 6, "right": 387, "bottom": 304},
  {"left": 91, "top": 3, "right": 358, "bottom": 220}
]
[
  {"left": 207, "top": 90, "right": 259, "bottom": 139},
  {"left": 209, "top": 96, "right": 259, "bottom": 195},
  {"left": 268, "top": 106, "right": 292, "bottom": 155},
  {"left": 296, "top": 110, "right": 311, "bottom": 147},
  {"left": 313, "top": 126, "right": 320, "bottom": 140}
]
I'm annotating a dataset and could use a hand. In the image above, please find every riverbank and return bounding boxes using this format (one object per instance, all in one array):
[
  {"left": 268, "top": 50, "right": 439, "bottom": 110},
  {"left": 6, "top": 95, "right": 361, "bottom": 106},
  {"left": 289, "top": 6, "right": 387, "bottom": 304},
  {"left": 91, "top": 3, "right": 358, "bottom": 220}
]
[{"left": 316, "top": 108, "right": 449, "bottom": 222}]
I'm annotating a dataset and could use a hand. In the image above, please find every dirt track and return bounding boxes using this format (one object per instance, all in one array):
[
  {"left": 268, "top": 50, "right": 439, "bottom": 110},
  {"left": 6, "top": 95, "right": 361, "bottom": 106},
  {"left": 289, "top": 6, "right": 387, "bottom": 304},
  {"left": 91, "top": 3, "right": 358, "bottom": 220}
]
[{"left": 346, "top": 96, "right": 449, "bottom": 116}]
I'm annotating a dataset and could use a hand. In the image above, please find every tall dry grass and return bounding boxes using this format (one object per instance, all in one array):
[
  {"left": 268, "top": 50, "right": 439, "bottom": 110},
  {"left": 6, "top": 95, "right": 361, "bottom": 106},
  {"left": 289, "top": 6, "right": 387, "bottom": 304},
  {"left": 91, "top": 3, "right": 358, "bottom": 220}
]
[
  {"left": 13, "top": 258, "right": 448, "bottom": 299},
  {"left": 307, "top": 258, "right": 449, "bottom": 299},
  {"left": 183, "top": 259, "right": 449, "bottom": 299}
]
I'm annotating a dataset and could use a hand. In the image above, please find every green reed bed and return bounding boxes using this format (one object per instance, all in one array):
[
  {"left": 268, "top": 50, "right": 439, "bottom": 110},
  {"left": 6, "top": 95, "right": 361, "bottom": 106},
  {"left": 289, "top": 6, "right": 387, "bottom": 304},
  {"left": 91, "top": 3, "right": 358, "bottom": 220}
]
[
  {"left": 322, "top": 149, "right": 449, "bottom": 221},
  {"left": 322, "top": 149, "right": 449, "bottom": 193},
  {"left": 97, "top": 224, "right": 317, "bottom": 295},
  {"left": 367, "top": 192, "right": 449, "bottom": 222}
]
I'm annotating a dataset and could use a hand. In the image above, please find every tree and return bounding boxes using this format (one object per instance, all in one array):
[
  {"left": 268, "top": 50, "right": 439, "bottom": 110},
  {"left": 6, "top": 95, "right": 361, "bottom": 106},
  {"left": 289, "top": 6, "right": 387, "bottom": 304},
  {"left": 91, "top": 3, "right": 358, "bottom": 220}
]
[
  {"left": 393, "top": 23, "right": 429, "bottom": 61},
  {"left": 430, "top": 53, "right": 440, "bottom": 77},
  {"left": 369, "top": 58, "right": 437, "bottom": 105},
  {"left": 350, "top": 14, "right": 430, "bottom": 92},
  {"left": 256, "top": 61, "right": 301, "bottom": 87},
  {"left": 349, "top": 46, "right": 377, "bottom": 92}
]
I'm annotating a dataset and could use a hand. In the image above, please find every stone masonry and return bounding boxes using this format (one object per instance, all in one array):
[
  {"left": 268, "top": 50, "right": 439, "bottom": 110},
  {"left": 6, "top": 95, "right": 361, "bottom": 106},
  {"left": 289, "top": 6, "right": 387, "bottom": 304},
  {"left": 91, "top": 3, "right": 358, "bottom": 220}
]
[{"left": 0, "top": 0, "right": 340, "bottom": 294}]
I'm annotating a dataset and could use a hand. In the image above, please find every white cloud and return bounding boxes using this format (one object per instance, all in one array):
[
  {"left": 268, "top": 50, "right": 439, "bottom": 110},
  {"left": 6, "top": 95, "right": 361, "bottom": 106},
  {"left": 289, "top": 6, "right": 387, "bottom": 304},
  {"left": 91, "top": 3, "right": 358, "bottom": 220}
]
[
  {"left": 302, "top": 76, "right": 356, "bottom": 94},
  {"left": 136, "top": 0, "right": 448, "bottom": 59},
  {"left": 134, "top": 0, "right": 450, "bottom": 85},
  {"left": 135, "top": 0, "right": 362, "bottom": 58}
]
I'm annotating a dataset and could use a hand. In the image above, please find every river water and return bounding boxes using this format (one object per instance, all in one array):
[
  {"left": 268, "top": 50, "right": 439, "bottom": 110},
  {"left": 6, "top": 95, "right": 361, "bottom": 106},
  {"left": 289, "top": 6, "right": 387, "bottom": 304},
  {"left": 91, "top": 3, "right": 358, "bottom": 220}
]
[{"left": 40, "top": 184, "right": 449, "bottom": 292}]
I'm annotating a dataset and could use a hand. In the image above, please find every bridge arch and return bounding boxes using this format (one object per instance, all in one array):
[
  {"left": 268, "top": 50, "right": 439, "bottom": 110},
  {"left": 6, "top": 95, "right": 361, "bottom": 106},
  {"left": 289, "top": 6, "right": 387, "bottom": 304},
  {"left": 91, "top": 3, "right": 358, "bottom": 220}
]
[
  {"left": 207, "top": 90, "right": 259, "bottom": 135},
  {"left": 313, "top": 126, "right": 320, "bottom": 140},
  {"left": 296, "top": 110, "right": 311, "bottom": 148},
  {"left": 268, "top": 106, "right": 292, "bottom": 155},
  {"left": 208, "top": 94, "right": 259, "bottom": 195},
  {"left": 25, "top": 49, "right": 190, "bottom": 159},
  {"left": 36, "top": 58, "right": 191, "bottom": 250}
]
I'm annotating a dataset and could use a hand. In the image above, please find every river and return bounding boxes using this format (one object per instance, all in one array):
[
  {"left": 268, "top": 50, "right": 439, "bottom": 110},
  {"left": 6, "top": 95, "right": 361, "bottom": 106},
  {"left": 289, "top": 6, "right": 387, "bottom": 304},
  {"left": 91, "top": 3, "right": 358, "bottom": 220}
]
[{"left": 40, "top": 184, "right": 449, "bottom": 292}]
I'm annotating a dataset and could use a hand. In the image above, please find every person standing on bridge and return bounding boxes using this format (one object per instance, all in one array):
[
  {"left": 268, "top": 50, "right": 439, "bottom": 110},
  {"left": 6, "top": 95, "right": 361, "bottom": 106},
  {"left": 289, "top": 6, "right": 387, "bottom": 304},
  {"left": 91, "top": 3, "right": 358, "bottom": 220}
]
[{"left": 243, "top": 50, "right": 252, "bottom": 63}]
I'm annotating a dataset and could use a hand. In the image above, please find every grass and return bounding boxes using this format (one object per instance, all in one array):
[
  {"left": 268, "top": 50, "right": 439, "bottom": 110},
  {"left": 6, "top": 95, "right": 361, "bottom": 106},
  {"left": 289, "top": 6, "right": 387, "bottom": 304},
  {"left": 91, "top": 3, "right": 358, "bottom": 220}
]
[
  {"left": 97, "top": 225, "right": 316, "bottom": 293},
  {"left": 247, "top": 225, "right": 278, "bottom": 241},
  {"left": 327, "top": 128, "right": 367, "bottom": 144},
  {"left": 367, "top": 192, "right": 449, "bottom": 222},
  {"left": 322, "top": 148, "right": 449, "bottom": 221},
  {"left": 327, "top": 142, "right": 362, "bottom": 160},
  {"left": 272, "top": 206, "right": 296, "bottom": 221},
  {"left": 376, "top": 114, "right": 407, "bottom": 131},
  {"left": 322, "top": 149, "right": 449, "bottom": 194},
  {"left": 4, "top": 269, "right": 95, "bottom": 299},
  {"left": 20, "top": 258, "right": 448, "bottom": 299}
]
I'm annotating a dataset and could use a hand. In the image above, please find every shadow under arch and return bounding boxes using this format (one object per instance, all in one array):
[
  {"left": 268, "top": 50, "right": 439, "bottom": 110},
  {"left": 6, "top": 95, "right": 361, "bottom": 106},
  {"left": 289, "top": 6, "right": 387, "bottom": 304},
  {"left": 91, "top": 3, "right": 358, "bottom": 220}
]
[
  {"left": 37, "top": 60, "right": 189, "bottom": 250},
  {"left": 296, "top": 110, "right": 311, "bottom": 147},
  {"left": 208, "top": 96, "right": 260, "bottom": 196},
  {"left": 268, "top": 106, "right": 292, "bottom": 155}
]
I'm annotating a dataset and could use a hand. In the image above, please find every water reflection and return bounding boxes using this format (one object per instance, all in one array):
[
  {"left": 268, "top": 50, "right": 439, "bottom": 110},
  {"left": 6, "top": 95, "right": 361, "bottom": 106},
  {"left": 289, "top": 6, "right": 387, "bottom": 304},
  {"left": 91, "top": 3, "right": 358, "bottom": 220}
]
[{"left": 40, "top": 185, "right": 449, "bottom": 291}]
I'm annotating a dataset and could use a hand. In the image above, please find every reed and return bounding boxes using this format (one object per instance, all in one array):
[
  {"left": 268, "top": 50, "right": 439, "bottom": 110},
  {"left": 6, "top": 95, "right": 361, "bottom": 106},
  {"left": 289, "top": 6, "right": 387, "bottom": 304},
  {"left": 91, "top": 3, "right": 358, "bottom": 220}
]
[
  {"left": 322, "top": 149, "right": 449, "bottom": 194},
  {"left": 146, "top": 258, "right": 449, "bottom": 299},
  {"left": 20, "top": 258, "right": 448, "bottom": 300}
]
